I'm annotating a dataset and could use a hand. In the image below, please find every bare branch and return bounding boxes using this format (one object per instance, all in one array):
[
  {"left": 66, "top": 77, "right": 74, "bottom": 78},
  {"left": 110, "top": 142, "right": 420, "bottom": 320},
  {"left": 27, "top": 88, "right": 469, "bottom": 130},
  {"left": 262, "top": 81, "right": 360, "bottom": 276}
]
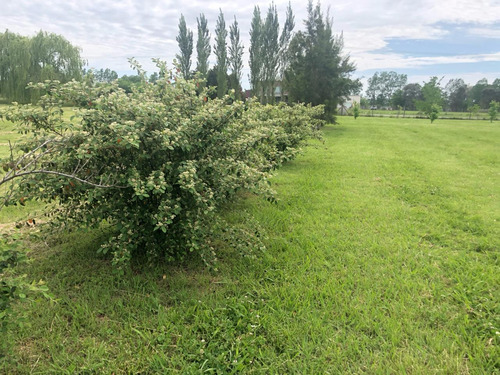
[{"left": 0, "top": 170, "right": 127, "bottom": 189}]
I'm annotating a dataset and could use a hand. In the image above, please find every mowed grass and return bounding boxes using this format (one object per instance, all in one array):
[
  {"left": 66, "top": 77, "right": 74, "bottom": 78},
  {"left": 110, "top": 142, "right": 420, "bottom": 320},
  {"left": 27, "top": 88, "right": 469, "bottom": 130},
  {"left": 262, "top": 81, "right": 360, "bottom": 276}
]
[
  {"left": 1, "top": 116, "right": 499, "bottom": 373},
  {"left": 358, "top": 109, "right": 490, "bottom": 120}
]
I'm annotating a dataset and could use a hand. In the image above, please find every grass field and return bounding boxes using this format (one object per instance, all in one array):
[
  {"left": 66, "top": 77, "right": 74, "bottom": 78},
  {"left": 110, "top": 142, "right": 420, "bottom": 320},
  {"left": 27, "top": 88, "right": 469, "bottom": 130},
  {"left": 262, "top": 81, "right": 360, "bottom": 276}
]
[
  {"left": 1, "top": 115, "right": 499, "bottom": 373},
  {"left": 355, "top": 109, "right": 490, "bottom": 120}
]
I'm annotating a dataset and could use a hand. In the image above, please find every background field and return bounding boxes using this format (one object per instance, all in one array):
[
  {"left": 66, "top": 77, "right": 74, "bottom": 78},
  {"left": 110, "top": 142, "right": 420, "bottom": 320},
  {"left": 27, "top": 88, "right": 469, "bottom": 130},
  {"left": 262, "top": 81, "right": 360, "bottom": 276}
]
[
  {"left": 1, "top": 115, "right": 499, "bottom": 373},
  {"left": 354, "top": 108, "right": 491, "bottom": 120}
]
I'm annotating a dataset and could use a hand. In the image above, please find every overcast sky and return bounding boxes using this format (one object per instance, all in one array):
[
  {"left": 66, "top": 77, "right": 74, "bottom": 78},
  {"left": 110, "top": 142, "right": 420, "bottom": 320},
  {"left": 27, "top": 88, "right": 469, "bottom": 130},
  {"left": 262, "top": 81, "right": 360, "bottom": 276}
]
[{"left": 2, "top": 0, "right": 499, "bottom": 91}]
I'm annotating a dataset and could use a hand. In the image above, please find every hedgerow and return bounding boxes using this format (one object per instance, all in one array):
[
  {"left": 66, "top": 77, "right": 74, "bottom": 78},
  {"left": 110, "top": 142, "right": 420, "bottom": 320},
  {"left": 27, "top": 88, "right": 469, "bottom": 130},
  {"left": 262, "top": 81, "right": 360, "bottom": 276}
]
[{"left": 0, "top": 60, "right": 324, "bottom": 267}]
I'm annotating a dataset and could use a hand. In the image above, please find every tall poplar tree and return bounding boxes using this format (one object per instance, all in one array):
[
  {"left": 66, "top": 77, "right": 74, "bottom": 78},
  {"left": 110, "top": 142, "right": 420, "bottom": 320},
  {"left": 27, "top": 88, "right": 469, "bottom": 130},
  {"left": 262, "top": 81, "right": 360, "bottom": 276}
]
[
  {"left": 228, "top": 17, "right": 244, "bottom": 97},
  {"left": 196, "top": 13, "right": 211, "bottom": 78},
  {"left": 279, "top": 3, "right": 295, "bottom": 79},
  {"left": 249, "top": 6, "right": 263, "bottom": 99},
  {"left": 262, "top": 4, "right": 280, "bottom": 103},
  {"left": 214, "top": 10, "right": 228, "bottom": 98},
  {"left": 249, "top": 3, "right": 294, "bottom": 103},
  {"left": 285, "top": 1, "right": 359, "bottom": 121},
  {"left": 176, "top": 14, "right": 193, "bottom": 80}
]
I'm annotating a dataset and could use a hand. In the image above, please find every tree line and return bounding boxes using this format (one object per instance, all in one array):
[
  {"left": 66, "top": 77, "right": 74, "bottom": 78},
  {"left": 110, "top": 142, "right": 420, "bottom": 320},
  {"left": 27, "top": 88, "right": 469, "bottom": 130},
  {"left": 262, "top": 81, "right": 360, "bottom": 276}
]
[
  {"left": 364, "top": 71, "right": 500, "bottom": 113},
  {"left": 175, "top": 1, "right": 359, "bottom": 120},
  {"left": 1, "top": 1, "right": 360, "bottom": 121}
]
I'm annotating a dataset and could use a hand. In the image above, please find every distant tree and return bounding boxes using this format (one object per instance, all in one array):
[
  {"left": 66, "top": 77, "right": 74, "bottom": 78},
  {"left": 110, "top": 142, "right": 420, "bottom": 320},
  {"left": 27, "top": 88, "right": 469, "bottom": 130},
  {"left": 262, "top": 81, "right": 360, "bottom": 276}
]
[
  {"left": 228, "top": 17, "right": 244, "bottom": 98},
  {"left": 428, "top": 104, "right": 440, "bottom": 123},
  {"left": 366, "top": 71, "right": 407, "bottom": 107},
  {"left": 149, "top": 72, "right": 159, "bottom": 84},
  {"left": 401, "top": 83, "right": 422, "bottom": 110},
  {"left": 262, "top": 4, "right": 280, "bottom": 103},
  {"left": 196, "top": 14, "right": 211, "bottom": 78},
  {"left": 391, "top": 89, "right": 404, "bottom": 109},
  {"left": 249, "top": 6, "right": 264, "bottom": 99},
  {"left": 415, "top": 76, "right": 443, "bottom": 123},
  {"left": 488, "top": 101, "right": 499, "bottom": 122},
  {"left": 285, "top": 1, "right": 360, "bottom": 121},
  {"left": 480, "top": 86, "right": 500, "bottom": 108},
  {"left": 0, "top": 30, "right": 84, "bottom": 103},
  {"left": 353, "top": 102, "right": 360, "bottom": 119},
  {"left": 89, "top": 68, "right": 118, "bottom": 83},
  {"left": 278, "top": 3, "right": 295, "bottom": 80},
  {"left": 467, "top": 78, "right": 488, "bottom": 108},
  {"left": 176, "top": 14, "right": 193, "bottom": 79},
  {"left": 467, "top": 103, "right": 481, "bottom": 120},
  {"left": 214, "top": 10, "right": 228, "bottom": 98},
  {"left": 117, "top": 75, "right": 142, "bottom": 93},
  {"left": 444, "top": 78, "right": 467, "bottom": 112}
]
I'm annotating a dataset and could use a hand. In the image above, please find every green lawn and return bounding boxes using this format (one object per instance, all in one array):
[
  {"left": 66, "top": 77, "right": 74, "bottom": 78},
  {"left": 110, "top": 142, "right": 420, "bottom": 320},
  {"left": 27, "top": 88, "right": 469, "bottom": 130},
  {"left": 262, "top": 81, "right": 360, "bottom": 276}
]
[
  {"left": 1, "top": 116, "right": 499, "bottom": 373},
  {"left": 356, "top": 109, "right": 490, "bottom": 120}
]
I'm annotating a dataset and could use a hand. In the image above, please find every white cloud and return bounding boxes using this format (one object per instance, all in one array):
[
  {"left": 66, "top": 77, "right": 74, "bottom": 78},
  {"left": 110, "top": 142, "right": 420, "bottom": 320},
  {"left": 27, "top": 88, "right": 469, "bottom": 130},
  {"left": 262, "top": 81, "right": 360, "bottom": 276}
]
[
  {"left": 353, "top": 52, "right": 500, "bottom": 71},
  {"left": 0, "top": 0, "right": 499, "bottom": 87},
  {"left": 468, "top": 27, "right": 500, "bottom": 39}
]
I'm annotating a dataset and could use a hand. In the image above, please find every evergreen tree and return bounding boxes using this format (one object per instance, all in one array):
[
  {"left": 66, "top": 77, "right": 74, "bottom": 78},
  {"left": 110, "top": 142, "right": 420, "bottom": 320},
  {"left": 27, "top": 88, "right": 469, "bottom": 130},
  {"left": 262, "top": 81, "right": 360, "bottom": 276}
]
[
  {"left": 176, "top": 14, "right": 193, "bottom": 79},
  {"left": 228, "top": 17, "right": 244, "bottom": 98},
  {"left": 196, "top": 13, "right": 211, "bottom": 78},
  {"left": 214, "top": 10, "right": 228, "bottom": 98},
  {"left": 285, "top": 1, "right": 359, "bottom": 121}
]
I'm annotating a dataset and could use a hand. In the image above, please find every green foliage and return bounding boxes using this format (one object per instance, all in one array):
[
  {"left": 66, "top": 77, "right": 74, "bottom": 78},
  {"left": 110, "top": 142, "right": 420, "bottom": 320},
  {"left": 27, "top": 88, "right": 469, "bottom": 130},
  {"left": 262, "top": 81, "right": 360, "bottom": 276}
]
[
  {"left": 429, "top": 103, "right": 440, "bottom": 123},
  {"left": 214, "top": 10, "right": 228, "bottom": 98},
  {"left": 196, "top": 14, "right": 211, "bottom": 78},
  {"left": 84, "top": 68, "right": 118, "bottom": 83},
  {"left": 285, "top": 1, "right": 360, "bottom": 121},
  {"left": 353, "top": 102, "right": 360, "bottom": 119},
  {"left": 116, "top": 74, "right": 142, "bottom": 93},
  {"left": 0, "top": 238, "right": 51, "bottom": 358},
  {"left": 444, "top": 78, "right": 467, "bottom": 112},
  {"left": 176, "top": 15, "right": 194, "bottom": 80},
  {"left": 466, "top": 78, "right": 500, "bottom": 109},
  {"left": 488, "top": 100, "right": 499, "bottom": 122},
  {"left": 0, "top": 30, "right": 84, "bottom": 104},
  {"left": 0, "top": 60, "right": 323, "bottom": 268},
  {"left": 467, "top": 103, "right": 481, "bottom": 119},
  {"left": 228, "top": 17, "right": 244, "bottom": 98},
  {"left": 261, "top": 4, "right": 280, "bottom": 104},
  {"left": 249, "top": 6, "right": 264, "bottom": 99},
  {"left": 416, "top": 77, "right": 443, "bottom": 123},
  {"left": 366, "top": 71, "right": 407, "bottom": 107}
]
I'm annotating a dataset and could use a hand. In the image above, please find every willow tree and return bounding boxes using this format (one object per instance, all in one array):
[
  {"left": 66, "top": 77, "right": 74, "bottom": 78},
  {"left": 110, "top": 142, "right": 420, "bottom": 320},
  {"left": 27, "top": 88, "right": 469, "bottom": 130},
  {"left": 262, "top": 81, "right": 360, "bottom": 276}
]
[{"left": 0, "top": 30, "right": 84, "bottom": 103}]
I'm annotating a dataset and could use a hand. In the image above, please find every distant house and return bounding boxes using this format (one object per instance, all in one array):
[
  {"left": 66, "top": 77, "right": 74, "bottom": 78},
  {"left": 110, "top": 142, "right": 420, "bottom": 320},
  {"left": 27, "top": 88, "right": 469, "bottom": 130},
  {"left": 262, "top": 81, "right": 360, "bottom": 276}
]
[
  {"left": 244, "top": 82, "right": 288, "bottom": 103},
  {"left": 338, "top": 95, "right": 361, "bottom": 115}
]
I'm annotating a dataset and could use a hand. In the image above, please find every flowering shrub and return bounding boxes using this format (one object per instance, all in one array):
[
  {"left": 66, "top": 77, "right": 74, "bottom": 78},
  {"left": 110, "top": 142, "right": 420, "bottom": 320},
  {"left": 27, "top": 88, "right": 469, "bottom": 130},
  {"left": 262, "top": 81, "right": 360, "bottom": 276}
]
[{"left": 0, "top": 61, "right": 324, "bottom": 267}]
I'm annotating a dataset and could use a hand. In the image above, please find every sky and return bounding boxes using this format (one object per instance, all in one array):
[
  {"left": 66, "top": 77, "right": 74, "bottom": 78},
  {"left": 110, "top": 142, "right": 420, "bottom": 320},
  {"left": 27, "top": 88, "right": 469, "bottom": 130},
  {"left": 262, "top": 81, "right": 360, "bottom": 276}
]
[{"left": 1, "top": 0, "right": 499, "bottom": 92}]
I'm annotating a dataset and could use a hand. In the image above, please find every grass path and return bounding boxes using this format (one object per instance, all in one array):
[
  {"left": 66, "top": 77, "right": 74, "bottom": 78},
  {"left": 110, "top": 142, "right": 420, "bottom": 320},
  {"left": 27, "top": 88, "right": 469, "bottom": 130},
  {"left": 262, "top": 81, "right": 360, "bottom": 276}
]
[{"left": 2, "top": 117, "right": 499, "bottom": 373}]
